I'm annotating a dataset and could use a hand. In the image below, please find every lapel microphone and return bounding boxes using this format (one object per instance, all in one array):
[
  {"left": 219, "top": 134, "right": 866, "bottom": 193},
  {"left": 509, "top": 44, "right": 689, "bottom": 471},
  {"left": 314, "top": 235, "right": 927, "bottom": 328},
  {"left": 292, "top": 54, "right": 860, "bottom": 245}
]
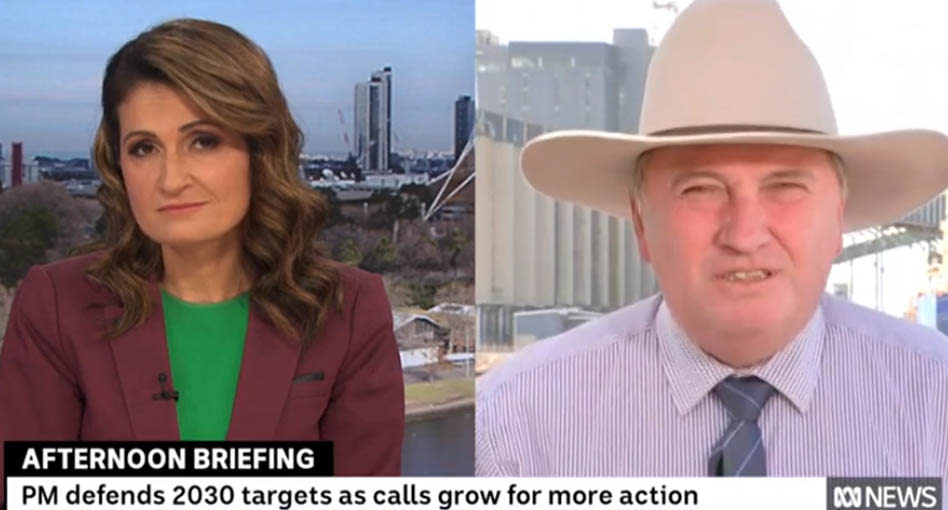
[{"left": 152, "top": 372, "right": 180, "bottom": 402}]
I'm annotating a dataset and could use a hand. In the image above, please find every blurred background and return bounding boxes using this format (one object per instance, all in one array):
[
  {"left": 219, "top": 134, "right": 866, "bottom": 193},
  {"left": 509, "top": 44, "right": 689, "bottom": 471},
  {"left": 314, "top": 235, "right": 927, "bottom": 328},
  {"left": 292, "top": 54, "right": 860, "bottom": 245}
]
[{"left": 473, "top": 0, "right": 948, "bottom": 370}]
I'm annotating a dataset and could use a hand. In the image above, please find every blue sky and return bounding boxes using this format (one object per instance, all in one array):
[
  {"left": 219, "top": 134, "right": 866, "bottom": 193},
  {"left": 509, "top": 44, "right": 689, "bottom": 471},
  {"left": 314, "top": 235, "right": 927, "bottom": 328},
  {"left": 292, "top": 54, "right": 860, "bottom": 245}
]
[{"left": 0, "top": 0, "right": 474, "bottom": 158}]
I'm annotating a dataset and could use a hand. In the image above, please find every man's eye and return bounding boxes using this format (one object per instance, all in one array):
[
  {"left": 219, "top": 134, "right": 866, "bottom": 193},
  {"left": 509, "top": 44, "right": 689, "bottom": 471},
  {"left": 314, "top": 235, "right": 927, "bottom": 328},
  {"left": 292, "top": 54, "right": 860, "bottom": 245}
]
[
  {"left": 193, "top": 134, "right": 220, "bottom": 150},
  {"left": 682, "top": 185, "right": 718, "bottom": 194},
  {"left": 771, "top": 182, "right": 806, "bottom": 191},
  {"left": 128, "top": 142, "right": 156, "bottom": 158}
]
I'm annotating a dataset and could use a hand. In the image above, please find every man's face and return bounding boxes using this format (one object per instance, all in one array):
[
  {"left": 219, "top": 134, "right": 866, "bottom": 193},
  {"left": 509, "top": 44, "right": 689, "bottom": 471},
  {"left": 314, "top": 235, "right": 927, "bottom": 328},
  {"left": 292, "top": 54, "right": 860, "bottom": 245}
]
[{"left": 632, "top": 144, "right": 844, "bottom": 356}]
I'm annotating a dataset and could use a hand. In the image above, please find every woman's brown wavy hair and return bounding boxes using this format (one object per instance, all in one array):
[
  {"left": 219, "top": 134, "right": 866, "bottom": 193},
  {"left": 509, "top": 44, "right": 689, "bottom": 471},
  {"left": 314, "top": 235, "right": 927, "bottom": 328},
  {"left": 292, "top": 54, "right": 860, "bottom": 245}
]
[{"left": 80, "top": 18, "right": 341, "bottom": 344}]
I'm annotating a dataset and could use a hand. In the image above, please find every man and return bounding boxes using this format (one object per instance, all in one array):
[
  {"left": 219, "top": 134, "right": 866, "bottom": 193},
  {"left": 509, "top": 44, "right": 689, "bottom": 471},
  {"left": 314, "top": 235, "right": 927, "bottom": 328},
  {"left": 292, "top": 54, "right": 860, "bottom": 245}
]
[{"left": 476, "top": 0, "right": 948, "bottom": 477}]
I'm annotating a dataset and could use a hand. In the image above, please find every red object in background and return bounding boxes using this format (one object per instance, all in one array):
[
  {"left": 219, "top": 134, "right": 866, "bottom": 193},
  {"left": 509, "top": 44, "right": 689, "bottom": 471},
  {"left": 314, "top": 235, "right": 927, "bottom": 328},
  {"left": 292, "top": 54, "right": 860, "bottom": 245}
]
[{"left": 11, "top": 141, "right": 23, "bottom": 187}]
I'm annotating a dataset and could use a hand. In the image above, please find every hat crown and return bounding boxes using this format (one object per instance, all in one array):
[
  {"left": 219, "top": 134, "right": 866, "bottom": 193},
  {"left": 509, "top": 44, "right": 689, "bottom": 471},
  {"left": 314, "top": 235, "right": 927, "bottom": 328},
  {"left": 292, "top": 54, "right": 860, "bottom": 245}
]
[{"left": 640, "top": 0, "right": 838, "bottom": 136}]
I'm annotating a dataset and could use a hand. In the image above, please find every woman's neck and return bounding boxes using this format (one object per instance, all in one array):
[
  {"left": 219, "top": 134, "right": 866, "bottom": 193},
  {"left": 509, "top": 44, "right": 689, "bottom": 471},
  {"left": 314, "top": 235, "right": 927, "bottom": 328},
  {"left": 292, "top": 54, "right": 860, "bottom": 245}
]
[{"left": 160, "top": 234, "right": 249, "bottom": 303}]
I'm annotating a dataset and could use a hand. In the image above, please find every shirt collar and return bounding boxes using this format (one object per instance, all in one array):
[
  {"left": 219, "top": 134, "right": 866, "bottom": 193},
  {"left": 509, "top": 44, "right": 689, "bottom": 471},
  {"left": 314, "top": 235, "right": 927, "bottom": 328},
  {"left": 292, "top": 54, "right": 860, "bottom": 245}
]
[{"left": 655, "top": 296, "right": 824, "bottom": 416}]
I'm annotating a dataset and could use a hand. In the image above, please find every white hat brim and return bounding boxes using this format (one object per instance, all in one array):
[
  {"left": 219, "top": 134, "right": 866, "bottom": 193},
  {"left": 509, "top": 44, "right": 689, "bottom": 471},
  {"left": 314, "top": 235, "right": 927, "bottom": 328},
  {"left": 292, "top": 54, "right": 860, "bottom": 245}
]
[{"left": 521, "top": 129, "right": 948, "bottom": 232}]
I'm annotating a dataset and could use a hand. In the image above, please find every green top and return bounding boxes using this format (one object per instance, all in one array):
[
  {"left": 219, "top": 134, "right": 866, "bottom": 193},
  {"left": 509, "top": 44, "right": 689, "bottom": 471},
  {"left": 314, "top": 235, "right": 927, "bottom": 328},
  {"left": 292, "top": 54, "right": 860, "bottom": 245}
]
[{"left": 161, "top": 289, "right": 249, "bottom": 440}]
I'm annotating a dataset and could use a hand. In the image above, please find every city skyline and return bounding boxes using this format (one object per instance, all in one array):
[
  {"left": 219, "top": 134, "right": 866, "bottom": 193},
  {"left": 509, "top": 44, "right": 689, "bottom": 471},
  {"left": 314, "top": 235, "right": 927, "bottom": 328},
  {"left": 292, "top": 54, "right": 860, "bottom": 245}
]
[{"left": 0, "top": 0, "right": 474, "bottom": 157}]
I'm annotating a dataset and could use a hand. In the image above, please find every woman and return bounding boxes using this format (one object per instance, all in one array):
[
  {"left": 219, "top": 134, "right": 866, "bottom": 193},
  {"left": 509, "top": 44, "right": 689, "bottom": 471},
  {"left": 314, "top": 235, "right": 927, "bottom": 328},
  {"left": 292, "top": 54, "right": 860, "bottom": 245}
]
[{"left": 0, "top": 19, "right": 404, "bottom": 489}]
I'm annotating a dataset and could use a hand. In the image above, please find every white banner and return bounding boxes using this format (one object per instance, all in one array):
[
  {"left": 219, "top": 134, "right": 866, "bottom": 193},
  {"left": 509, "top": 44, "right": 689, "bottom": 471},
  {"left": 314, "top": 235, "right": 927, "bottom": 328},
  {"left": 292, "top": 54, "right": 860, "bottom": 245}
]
[{"left": 5, "top": 476, "right": 826, "bottom": 509}]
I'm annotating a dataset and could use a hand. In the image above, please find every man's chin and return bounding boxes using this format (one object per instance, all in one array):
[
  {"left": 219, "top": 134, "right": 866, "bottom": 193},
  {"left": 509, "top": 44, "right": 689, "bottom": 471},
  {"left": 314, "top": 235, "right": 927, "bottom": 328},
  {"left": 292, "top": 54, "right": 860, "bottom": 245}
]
[{"left": 706, "top": 300, "right": 790, "bottom": 332}]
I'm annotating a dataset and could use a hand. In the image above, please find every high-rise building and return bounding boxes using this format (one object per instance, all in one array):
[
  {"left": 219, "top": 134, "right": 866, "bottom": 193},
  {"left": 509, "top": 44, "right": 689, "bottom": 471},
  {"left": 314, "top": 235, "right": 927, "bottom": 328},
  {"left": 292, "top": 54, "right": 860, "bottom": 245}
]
[
  {"left": 475, "top": 29, "right": 656, "bottom": 348},
  {"left": 12, "top": 142, "right": 23, "bottom": 187},
  {"left": 375, "top": 66, "right": 392, "bottom": 167},
  {"left": 353, "top": 82, "right": 371, "bottom": 169},
  {"left": 454, "top": 95, "right": 475, "bottom": 161},
  {"left": 353, "top": 66, "right": 392, "bottom": 172}
]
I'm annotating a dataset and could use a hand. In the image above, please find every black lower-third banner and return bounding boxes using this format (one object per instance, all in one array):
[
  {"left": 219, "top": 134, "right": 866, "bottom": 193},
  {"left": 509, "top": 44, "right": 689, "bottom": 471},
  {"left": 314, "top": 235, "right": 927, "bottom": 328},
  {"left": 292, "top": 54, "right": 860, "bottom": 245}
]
[{"left": 4, "top": 441, "right": 333, "bottom": 477}]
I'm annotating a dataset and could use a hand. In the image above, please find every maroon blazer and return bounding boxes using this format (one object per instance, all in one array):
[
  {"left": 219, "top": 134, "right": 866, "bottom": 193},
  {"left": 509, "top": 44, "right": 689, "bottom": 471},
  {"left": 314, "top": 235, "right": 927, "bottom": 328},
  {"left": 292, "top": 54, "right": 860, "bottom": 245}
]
[{"left": 0, "top": 253, "right": 404, "bottom": 503}]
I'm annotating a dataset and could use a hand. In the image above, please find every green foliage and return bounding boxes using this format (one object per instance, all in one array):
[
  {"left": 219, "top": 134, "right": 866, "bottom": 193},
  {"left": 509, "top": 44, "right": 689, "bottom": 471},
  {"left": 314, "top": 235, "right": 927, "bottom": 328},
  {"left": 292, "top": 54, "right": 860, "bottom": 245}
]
[
  {"left": 406, "top": 279, "right": 438, "bottom": 310},
  {"left": 365, "top": 191, "right": 423, "bottom": 230},
  {"left": 441, "top": 226, "right": 468, "bottom": 272},
  {"left": 314, "top": 187, "right": 346, "bottom": 228},
  {"left": 0, "top": 205, "right": 58, "bottom": 288},
  {"left": 318, "top": 186, "right": 475, "bottom": 308},
  {"left": 337, "top": 238, "right": 362, "bottom": 266},
  {"left": 0, "top": 181, "right": 94, "bottom": 288},
  {"left": 360, "top": 236, "right": 396, "bottom": 273}
]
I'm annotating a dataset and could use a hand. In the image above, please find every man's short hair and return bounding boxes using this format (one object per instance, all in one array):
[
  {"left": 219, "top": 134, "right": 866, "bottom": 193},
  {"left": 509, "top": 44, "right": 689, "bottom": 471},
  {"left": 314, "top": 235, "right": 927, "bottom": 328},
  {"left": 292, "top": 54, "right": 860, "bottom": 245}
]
[{"left": 630, "top": 148, "right": 849, "bottom": 211}]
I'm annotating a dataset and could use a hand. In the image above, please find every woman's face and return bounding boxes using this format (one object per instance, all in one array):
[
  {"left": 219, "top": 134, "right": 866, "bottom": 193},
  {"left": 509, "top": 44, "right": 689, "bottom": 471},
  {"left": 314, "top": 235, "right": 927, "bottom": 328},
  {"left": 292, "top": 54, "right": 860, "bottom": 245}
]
[{"left": 117, "top": 82, "right": 251, "bottom": 249}]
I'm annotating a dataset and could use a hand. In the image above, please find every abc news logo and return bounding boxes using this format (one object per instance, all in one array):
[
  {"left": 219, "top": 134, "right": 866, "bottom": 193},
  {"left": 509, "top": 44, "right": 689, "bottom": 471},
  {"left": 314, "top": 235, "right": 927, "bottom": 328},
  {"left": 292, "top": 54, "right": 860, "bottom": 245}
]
[{"left": 828, "top": 478, "right": 941, "bottom": 510}]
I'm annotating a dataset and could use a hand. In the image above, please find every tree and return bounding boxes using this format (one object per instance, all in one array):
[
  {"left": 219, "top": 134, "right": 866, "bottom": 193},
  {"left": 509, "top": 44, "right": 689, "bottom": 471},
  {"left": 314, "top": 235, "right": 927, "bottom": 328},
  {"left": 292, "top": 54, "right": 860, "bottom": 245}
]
[
  {"left": 436, "top": 221, "right": 474, "bottom": 280},
  {"left": 336, "top": 238, "right": 362, "bottom": 266},
  {"left": 406, "top": 277, "right": 439, "bottom": 310},
  {"left": 364, "top": 191, "right": 423, "bottom": 243},
  {"left": 313, "top": 187, "right": 345, "bottom": 228},
  {"left": 0, "top": 205, "right": 57, "bottom": 288},
  {"left": 360, "top": 236, "right": 397, "bottom": 273},
  {"left": 395, "top": 220, "right": 441, "bottom": 270},
  {"left": 323, "top": 226, "right": 396, "bottom": 273},
  {"left": 444, "top": 227, "right": 466, "bottom": 279},
  {"left": 0, "top": 181, "right": 97, "bottom": 288},
  {"left": 400, "top": 183, "right": 434, "bottom": 207}
]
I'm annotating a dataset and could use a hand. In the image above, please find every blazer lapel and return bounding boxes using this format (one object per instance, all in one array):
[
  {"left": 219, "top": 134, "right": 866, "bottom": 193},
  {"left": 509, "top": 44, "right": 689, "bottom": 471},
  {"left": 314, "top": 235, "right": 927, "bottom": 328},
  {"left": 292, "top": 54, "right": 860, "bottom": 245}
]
[
  {"left": 226, "top": 307, "right": 300, "bottom": 439},
  {"left": 107, "top": 284, "right": 180, "bottom": 440}
]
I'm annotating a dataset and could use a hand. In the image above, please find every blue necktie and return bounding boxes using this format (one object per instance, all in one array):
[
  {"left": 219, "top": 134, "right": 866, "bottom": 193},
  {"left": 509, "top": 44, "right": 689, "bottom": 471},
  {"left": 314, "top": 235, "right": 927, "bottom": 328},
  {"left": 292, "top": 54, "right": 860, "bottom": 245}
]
[{"left": 708, "top": 375, "right": 775, "bottom": 476}]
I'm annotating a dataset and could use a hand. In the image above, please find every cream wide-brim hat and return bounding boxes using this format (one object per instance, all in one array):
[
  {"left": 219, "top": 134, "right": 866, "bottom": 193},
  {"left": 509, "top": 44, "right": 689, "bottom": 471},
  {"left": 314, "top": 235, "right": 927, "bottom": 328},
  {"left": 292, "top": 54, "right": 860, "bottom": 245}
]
[{"left": 520, "top": 0, "right": 948, "bottom": 233}]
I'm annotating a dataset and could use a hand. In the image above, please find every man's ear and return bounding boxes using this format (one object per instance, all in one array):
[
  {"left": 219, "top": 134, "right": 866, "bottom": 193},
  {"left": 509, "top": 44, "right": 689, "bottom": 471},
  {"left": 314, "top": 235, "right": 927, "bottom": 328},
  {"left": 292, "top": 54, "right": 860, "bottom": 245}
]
[
  {"left": 630, "top": 192, "right": 652, "bottom": 262},
  {"left": 834, "top": 195, "right": 846, "bottom": 256}
]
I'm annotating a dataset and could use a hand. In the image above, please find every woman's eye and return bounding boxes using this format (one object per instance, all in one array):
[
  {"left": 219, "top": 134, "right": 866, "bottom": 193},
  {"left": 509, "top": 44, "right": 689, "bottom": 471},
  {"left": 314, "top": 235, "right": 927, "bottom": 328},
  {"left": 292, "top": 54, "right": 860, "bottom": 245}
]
[
  {"left": 193, "top": 134, "right": 220, "bottom": 150},
  {"left": 128, "top": 141, "right": 156, "bottom": 158}
]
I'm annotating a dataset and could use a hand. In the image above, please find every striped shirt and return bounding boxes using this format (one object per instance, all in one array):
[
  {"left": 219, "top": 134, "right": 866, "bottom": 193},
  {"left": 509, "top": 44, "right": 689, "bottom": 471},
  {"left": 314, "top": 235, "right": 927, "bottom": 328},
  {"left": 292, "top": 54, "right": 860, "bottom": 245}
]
[{"left": 475, "top": 294, "right": 948, "bottom": 477}]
